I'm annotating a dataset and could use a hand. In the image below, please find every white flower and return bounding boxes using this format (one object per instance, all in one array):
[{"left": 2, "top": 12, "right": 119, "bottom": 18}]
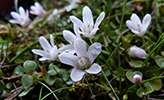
[
  {"left": 126, "top": 13, "right": 151, "bottom": 36},
  {"left": 32, "top": 35, "right": 58, "bottom": 61},
  {"left": 133, "top": 74, "right": 142, "bottom": 85},
  {"left": 9, "top": 6, "right": 30, "bottom": 26},
  {"left": 70, "top": 6, "right": 105, "bottom": 37},
  {"left": 30, "top": 2, "right": 46, "bottom": 17},
  {"left": 128, "top": 45, "right": 146, "bottom": 59},
  {"left": 64, "top": 0, "right": 81, "bottom": 12},
  {"left": 58, "top": 38, "right": 102, "bottom": 82},
  {"left": 58, "top": 26, "right": 81, "bottom": 54}
]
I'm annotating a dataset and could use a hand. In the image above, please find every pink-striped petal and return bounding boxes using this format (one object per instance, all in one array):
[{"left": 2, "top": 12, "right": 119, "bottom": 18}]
[{"left": 71, "top": 67, "right": 85, "bottom": 82}]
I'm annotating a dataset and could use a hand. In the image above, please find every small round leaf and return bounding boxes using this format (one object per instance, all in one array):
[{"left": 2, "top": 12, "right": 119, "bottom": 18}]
[
  {"left": 129, "top": 60, "right": 143, "bottom": 68},
  {"left": 43, "top": 75, "right": 56, "bottom": 86},
  {"left": 13, "top": 66, "right": 24, "bottom": 75},
  {"left": 0, "top": 81, "right": 5, "bottom": 92},
  {"left": 145, "top": 85, "right": 154, "bottom": 94},
  {"left": 155, "top": 57, "right": 164, "bottom": 67},
  {"left": 23, "top": 60, "right": 37, "bottom": 73},
  {"left": 144, "top": 78, "right": 162, "bottom": 91},
  {"left": 21, "top": 75, "right": 33, "bottom": 89},
  {"left": 136, "top": 88, "right": 144, "bottom": 98},
  {"left": 47, "top": 70, "right": 56, "bottom": 76},
  {"left": 126, "top": 71, "right": 143, "bottom": 83}
]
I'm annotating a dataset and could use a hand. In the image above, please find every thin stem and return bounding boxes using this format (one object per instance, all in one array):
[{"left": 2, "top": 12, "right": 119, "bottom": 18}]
[
  {"left": 101, "top": 70, "right": 120, "bottom": 100},
  {"left": 14, "top": 0, "right": 18, "bottom": 12},
  {"left": 39, "top": 86, "right": 44, "bottom": 100},
  {"left": 52, "top": 66, "right": 68, "bottom": 85},
  {"left": 84, "top": 76, "right": 96, "bottom": 100},
  {"left": 12, "top": 83, "right": 23, "bottom": 100},
  {"left": 41, "top": 87, "right": 79, "bottom": 100},
  {"left": 38, "top": 81, "right": 59, "bottom": 100},
  {"left": 139, "top": 84, "right": 146, "bottom": 93},
  {"left": 116, "top": 0, "right": 126, "bottom": 91}
]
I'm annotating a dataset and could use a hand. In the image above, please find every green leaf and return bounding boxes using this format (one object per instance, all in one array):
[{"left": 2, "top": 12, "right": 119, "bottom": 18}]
[
  {"left": 19, "top": 86, "right": 34, "bottom": 97},
  {"left": 6, "top": 83, "right": 12, "bottom": 89},
  {"left": 112, "top": 67, "right": 125, "bottom": 81},
  {"left": 0, "top": 81, "right": 5, "bottom": 92},
  {"left": 32, "top": 74, "right": 43, "bottom": 81},
  {"left": 47, "top": 70, "right": 56, "bottom": 76},
  {"left": 66, "top": 80, "right": 73, "bottom": 85},
  {"left": 136, "top": 88, "right": 144, "bottom": 98},
  {"left": 155, "top": 57, "right": 164, "bottom": 67},
  {"left": 143, "top": 78, "right": 162, "bottom": 91},
  {"left": 103, "top": 67, "right": 111, "bottom": 77},
  {"left": 129, "top": 60, "right": 143, "bottom": 68},
  {"left": 95, "top": 83, "right": 111, "bottom": 91},
  {"left": 0, "top": 68, "right": 3, "bottom": 78},
  {"left": 126, "top": 71, "right": 142, "bottom": 83},
  {"left": 43, "top": 75, "right": 56, "bottom": 86},
  {"left": 62, "top": 71, "right": 70, "bottom": 81},
  {"left": 49, "top": 63, "right": 60, "bottom": 74},
  {"left": 54, "top": 78, "right": 64, "bottom": 87},
  {"left": 23, "top": 60, "right": 37, "bottom": 73},
  {"left": 96, "top": 34, "right": 103, "bottom": 43},
  {"left": 21, "top": 75, "right": 33, "bottom": 89},
  {"left": 13, "top": 66, "right": 24, "bottom": 75},
  {"left": 145, "top": 85, "right": 154, "bottom": 94}
]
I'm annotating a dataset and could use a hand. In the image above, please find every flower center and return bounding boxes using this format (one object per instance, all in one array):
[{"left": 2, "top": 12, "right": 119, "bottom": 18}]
[
  {"left": 137, "top": 24, "right": 142, "bottom": 32},
  {"left": 84, "top": 24, "right": 93, "bottom": 34},
  {"left": 76, "top": 57, "right": 91, "bottom": 71}
]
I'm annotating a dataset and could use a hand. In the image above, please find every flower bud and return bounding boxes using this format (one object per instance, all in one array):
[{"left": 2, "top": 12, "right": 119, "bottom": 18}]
[
  {"left": 133, "top": 74, "right": 142, "bottom": 85},
  {"left": 128, "top": 46, "right": 146, "bottom": 59}
]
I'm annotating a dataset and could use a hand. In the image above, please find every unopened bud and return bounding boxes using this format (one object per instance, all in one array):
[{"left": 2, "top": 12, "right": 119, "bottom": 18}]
[
  {"left": 128, "top": 46, "right": 146, "bottom": 59},
  {"left": 133, "top": 74, "right": 142, "bottom": 85}
]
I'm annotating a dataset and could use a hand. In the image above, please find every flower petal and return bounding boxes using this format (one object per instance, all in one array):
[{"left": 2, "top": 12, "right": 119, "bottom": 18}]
[
  {"left": 71, "top": 67, "right": 85, "bottom": 82},
  {"left": 126, "top": 20, "right": 139, "bottom": 33},
  {"left": 141, "top": 14, "right": 151, "bottom": 35},
  {"left": 85, "top": 63, "right": 102, "bottom": 74},
  {"left": 58, "top": 44, "right": 75, "bottom": 54},
  {"left": 130, "top": 13, "right": 141, "bottom": 26},
  {"left": 70, "top": 16, "right": 84, "bottom": 31},
  {"left": 10, "top": 12, "right": 22, "bottom": 22},
  {"left": 50, "top": 34, "right": 55, "bottom": 47},
  {"left": 73, "top": 25, "right": 81, "bottom": 38},
  {"left": 74, "top": 38, "right": 87, "bottom": 57},
  {"left": 31, "top": 49, "right": 48, "bottom": 57},
  {"left": 82, "top": 6, "right": 94, "bottom": 27},
  {"left": 19, "top": 7, "right": 26, "bottom": 18},
  {"left": 86, "top": 27, "right": 99, "bottom": 37},
  {"left": 58, "top": 53, "right": 78, "bottom": 67},
  {"left": 39, "top": 57, "right": 50, "bottom": 61},
  {"left": 39, "top": 36, "right": 52, "bottom": 51},
  {"left": 50, "top": 45, "right": 58, "bottom": 60},
  {"left": 94, "top": 11, "right": 105, "bottom": 28},
  {"left": 131, "top": 29, "right": 141, "bottom": 36},
  {"left": 63, "top": 30, "right": 77, "bottom": 44},
  {"left": 88, "top": 43, "right": 102, "bottom": 63},
  {"left": 9, "top": 19, "right": 20, "bottom": 24},
  {"left": 65, "top": 3, "right": 79, "bottom": 12}
]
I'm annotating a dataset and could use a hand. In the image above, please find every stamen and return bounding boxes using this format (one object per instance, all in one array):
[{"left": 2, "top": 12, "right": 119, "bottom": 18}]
[
  {"left": 76, "top": 57, "right": 91, "bottom": 71},
  {"left": 72, "top": 41, "right": 74, "bottom": 45}
]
